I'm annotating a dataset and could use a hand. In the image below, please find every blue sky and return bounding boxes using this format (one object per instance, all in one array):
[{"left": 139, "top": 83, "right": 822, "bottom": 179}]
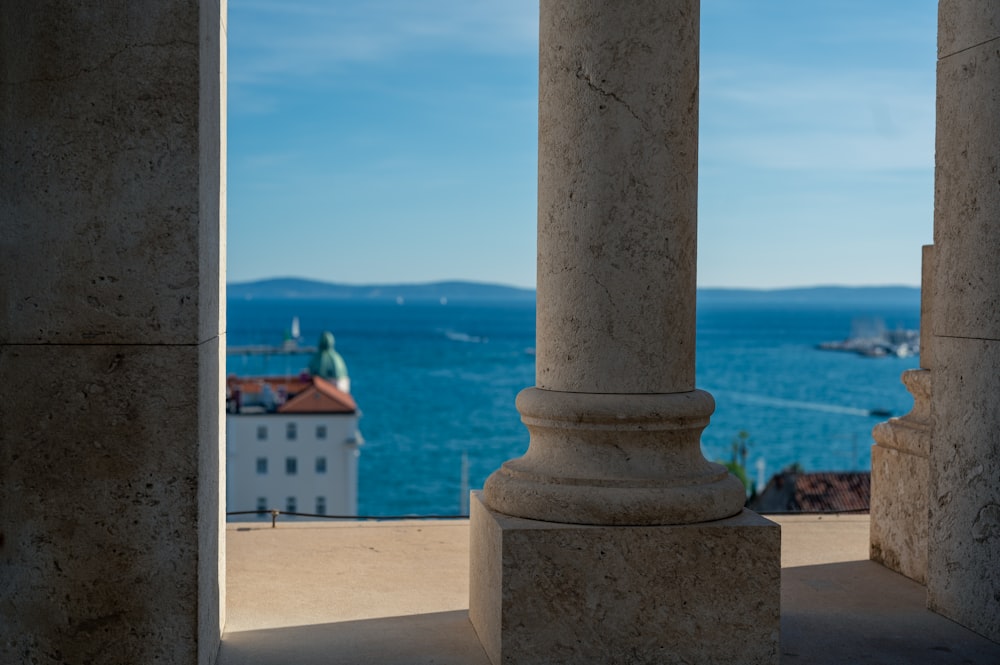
[{"left": 227, "top": 0, "right": 936, "bottom": 289}]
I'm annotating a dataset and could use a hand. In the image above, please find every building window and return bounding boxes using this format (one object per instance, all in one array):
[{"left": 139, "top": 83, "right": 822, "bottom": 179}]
[
  {"left": 316, "top": 425, "right": 327, "bottom": 439},
  {"left": 315, "top": 456, "right": 327, "bottom": 473},
  {"left": 286, "top": 422, "right": 297, "bottom": 440},
  {"left": 316, "top": 496, "right": 326, "bottom": 515},
  {"left": 256, "top": 497, "right": 267, "bottom": 512},
  {"left": 286, "top": 496, "right": 296, "bottom": 513},
  {"left": 257, "top": 425, "right": 267, "bottom": 441},
  {"left": 256, "top": 457, "right": 267, "bottom": 474},
  {"left": 286, "top": 457, "right": 297, "bottom": 475}
]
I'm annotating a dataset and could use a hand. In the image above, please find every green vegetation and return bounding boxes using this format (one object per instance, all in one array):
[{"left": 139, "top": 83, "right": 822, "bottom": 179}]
[{"left": 721, "top": 430, "right": 753, "bottom": 497}]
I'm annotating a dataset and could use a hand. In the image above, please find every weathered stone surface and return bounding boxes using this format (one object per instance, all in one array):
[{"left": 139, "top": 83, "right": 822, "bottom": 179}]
[
  {"left": 199, "top": 4, "right": 228, "bottom": 654},
  {"left": 938, "top": 0, "right": 1000, "bottom": 58},
  {"left": 535, "top": 0, "right": 699, "bottom": 394},
  {"left": 872, "top": 369, "right": 932, "bottom": 458},
  {"left": 200, "top": 334, "right": 227, "bottom": 665},
  {"left": 870, "top": 445, "right": 929, "bottom": 584},
  {"left": 928, "top": 5, "right": 1000, "bottom": 641},
  {"left": 484, "top": 388, "right": 745, "bottom": 525},
  {"left": 933, "top": 39, "right": 1000, "bottom": 341},
  {"left": 0, "top": 340, "right": 223, "bottom": 664},
  {"left": 469, "top": 494, "right": 780, "bottom": 665},
  {"left": 0, "top": 3, "right": 226, "bottom": 663},
  {"left": 200, "top": 0, "right": 228, "bottom": 349},
  {"left": 919, "top": 245, "right": 938, "bottom": 370},
  {"left": 870, "top": 367, "right": 931, "bottom": 584},
  {"left": 927, "top": 336, "right": 1000, "bottom": 643},
  {"left": 0, "top": 1, "right": 224, "bottom": 346}
]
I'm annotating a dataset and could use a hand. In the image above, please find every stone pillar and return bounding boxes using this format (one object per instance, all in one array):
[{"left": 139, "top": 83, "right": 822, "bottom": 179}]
[
  {"left": 0, "top": 2, "right": 226, "bottom": 664},
  {"left": 927, "top": 0, "right": 1000, "bottom": 643},
  {"left": 870, "top": 245, "right": 935, "bottom": 583},
  {"left": 469, "top": 2, "right": 780, "bottom": 663}
]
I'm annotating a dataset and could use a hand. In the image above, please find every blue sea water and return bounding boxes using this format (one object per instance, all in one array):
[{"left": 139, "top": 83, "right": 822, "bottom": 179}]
[{"left": 227, "top": 298, "right": 920, "bottom": 516}]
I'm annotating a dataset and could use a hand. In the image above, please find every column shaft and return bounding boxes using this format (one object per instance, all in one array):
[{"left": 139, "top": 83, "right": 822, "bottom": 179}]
[
  {"left": 482, "top": 0, "right": 743, "bottom": 526},
  {"left": 536, "top": 0, "right": 697, "bottom": 394}
]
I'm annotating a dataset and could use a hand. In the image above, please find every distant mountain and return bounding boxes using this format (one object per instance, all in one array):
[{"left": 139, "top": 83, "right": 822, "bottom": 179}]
[
  {"left": 228, "top": 278, "right": 920, "bottom": 307},
  {"left": 227, "top": 277, "right": 536, "bottom": 302}
]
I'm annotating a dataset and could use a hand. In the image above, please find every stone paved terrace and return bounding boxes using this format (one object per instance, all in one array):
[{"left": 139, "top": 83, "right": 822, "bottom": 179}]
[{"left": 219, "top": 514, "right": 1000, "bottom": 664}]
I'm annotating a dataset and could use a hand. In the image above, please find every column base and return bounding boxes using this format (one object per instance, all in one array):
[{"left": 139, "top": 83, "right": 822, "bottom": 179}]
[
  {"left": 469, "top": 492, "right": 780, "bottom": 665},
  {"left": 483, "top": 388, "right": 746, "bottom": 525}
]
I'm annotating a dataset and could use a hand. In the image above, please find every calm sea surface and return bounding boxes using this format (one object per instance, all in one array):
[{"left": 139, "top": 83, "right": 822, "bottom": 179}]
[{"left": 227, "top": 298, "right": 920, "bottom": 515}]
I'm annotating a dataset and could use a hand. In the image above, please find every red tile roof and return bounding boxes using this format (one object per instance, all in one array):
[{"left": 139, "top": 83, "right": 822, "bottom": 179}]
[
  {"left": 226, "top": 374, "right": 357, "bottom": 414},
  {"left": 278, "top": 376, "right": 356, "bottom": 414},
  {"left": 794, "top": 472, "right": 870, "bottom": 513},
  {"left": 750, "top": 471, "right": 870, "bottom": 514},
  {"left": 227, "top": 376, "right": 308, "bottom": 396}
]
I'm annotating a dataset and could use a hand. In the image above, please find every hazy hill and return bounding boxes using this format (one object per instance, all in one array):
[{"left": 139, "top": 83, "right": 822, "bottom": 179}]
[
  {"left": 228, "top": 278, "right": 920, "bottom": 306},
  {"left": 227, "top": 277, "right": 536, "bottom": 302}
]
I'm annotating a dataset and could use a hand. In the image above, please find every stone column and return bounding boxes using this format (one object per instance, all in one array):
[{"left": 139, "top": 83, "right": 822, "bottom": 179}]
[
  {"left": 469, "top": 2, "right": 780, "bottom": 663},
  {"left": 0, "top": 2, "right": 226, "bottom": 664},
  {"left": 870, "top": 245, "right": 935, "bottom": 583},
  {"left": 927, "top": 0, "right": 1000, "bottom": 643}
]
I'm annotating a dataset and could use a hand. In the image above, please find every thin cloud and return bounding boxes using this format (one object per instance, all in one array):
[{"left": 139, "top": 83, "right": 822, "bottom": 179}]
[
  {"left": 230, "top": 0, "right": 538, "bottom": 85},
  {"left": 701, "top": 64, "right": 934, "bottom": 172}
]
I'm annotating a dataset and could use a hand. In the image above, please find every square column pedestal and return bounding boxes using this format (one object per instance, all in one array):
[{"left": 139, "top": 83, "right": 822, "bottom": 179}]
[
  {"left": 870, "top": 444, "right": 929, "bottom": 583},
  {"left": 469, "top": 492, "right": 781, "bottom": 664}
]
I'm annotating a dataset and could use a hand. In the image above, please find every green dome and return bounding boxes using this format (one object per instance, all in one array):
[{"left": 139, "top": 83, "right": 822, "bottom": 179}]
[{"left": 308, "top": 331, "right": 349, "bottom": 381}]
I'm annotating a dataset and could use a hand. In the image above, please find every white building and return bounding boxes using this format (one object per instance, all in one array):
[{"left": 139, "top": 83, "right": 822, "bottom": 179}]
[{"left": 226, "top": 374, "right": 362, "bottom": 520}]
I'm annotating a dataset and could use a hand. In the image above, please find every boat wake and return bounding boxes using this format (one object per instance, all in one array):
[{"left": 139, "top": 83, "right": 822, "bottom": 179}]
[
  {"left": 443, "top": 330, "right": 487, "bottom": 344},
  {"left": 709, "top": 390, "right": 871, "bottom": 417}
]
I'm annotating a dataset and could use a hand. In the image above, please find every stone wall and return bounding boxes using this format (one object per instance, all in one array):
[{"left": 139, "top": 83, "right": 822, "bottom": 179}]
[
  {"left": 0, "top": 2, "right": 226, "bottom": 663},
  {"left": 870, "top": 246, "right": 934, "bottom": 584},
  {"left": 927, "top": 0, "right": 1000, "bottom": 643}
]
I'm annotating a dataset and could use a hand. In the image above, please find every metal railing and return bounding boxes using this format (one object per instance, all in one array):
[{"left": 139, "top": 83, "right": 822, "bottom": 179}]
[{"left": 226, "top": 509, "right": 469, "bottom": 528}]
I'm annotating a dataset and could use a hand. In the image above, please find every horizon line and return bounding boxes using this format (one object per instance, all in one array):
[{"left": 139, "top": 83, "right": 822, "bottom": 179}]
[{"left": 227, "top": 276, "right": 921, "bottom": 291}]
